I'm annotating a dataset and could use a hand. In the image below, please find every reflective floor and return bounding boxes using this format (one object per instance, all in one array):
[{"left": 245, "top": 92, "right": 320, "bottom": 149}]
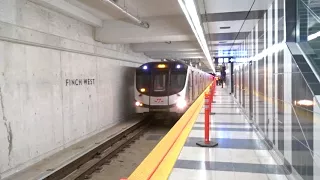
[{"left": 169, "top": 87, "right": 288, "bottom": 180}]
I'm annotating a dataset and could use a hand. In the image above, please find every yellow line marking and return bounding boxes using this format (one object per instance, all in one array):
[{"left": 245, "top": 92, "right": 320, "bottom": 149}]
[
  {"left": 150, "top": 100, "right": 203, "bottom": 180},
  {"left": 127, "top": 85, "right": 211, "bottom": 180}
]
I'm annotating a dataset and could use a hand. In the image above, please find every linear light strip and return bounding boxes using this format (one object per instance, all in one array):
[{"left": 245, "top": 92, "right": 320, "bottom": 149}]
[
  {"left": 186, "top": 0, "right": 214, "bottom": 70},
  {"left": 178, "top": 0, "right": 215, "bottom": 72}
]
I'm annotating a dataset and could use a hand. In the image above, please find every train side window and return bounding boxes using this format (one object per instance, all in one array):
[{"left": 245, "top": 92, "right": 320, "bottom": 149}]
[{"left": 154, "top": 74, "right": 166, "bottom": 91}]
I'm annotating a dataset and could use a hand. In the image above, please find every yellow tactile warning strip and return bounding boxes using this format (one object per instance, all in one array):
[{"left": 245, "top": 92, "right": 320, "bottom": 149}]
[
  {"left": 150, "top": 97, "right": 204, "bottom": 180},
  {"left": 126, "top": 84, "right": 211, "bottom": 180}
]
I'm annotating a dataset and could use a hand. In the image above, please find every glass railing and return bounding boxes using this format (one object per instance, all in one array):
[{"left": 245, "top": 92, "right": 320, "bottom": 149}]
[
  {"left": 227, "top": 1, "right": 320, "bottom": 180},
  {"left": 300, "top": 0, "right": 320, "bottom": 18},
  {"left": 297, "top": 0, "right": 320, "bottom": 76}
]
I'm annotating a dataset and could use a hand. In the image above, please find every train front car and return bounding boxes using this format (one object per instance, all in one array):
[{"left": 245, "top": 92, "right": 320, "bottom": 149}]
[{"left": 134, "top": 62, "right": 189, "bottom": 115}]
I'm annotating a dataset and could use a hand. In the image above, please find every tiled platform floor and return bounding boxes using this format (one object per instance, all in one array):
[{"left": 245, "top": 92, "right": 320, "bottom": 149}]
[{"left": 169, "top": 87, "right": 288, "bottom": 180}]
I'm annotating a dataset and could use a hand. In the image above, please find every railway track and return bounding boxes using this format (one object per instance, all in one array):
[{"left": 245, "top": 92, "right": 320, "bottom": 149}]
[{"left": 43, "top": 116, "right": 152, "bottom": 180}]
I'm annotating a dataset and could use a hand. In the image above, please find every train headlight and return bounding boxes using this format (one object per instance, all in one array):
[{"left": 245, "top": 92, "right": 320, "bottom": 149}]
[
  {"left": 157, "top": 64, "right": 166, "bottom": 68},
  {"left": 140, "top": 88, "right": 146, "bottom": 92},
  {"left": 135, "top": 101, "right": 143, "bottom": 107},
  {"left": 176, "top": 98, "right": 187, "bottom": 109}
]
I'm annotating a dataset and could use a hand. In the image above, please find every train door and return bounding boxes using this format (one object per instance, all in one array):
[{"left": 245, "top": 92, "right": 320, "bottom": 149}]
[
  {"left": 195, "top": 73, "right": 199, "bottom": 97},
  {"left": 150, "top": 70, "right": 169, "bottom": 106},
  {"left": 203, "top": 76, "right": 205, "bottom": 90},
  {"left": 198, "top": 73, "right": 200, "bottom": 95},
  {"left": 188, "top": 71, "right": 193, "bottom": 102},
  {"left": 192, "top": 71, "right": 195, "bottom": 100},
  {"left": 197, "top": 73, "right": 200, "bottom": 97},
  {"left": 194, "top": 72, "right": 197, "bottom": 98},
  {"left": 200, "top": 75, "right": 203, "bottom": 92}
]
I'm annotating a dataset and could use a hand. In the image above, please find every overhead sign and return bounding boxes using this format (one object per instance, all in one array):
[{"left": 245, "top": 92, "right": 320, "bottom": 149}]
[{"left": 218, "top": 50, "right": 247, "bottom": 57}]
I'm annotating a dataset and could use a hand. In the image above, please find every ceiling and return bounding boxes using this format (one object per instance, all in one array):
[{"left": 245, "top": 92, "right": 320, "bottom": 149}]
[
  {"left": 67, "top": 0, "right": 183, "bottom": 19},
  {"left": 33, "top": 0, "right": 275, "bottom": 72},
  {"left": 197, "top": 0, "right": 274, "bottom": 58}
]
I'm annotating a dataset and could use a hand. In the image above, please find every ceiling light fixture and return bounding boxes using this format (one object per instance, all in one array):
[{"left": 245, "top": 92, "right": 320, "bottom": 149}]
[{"left": 178, "top": 0, "right": 215, "bottom": 72}]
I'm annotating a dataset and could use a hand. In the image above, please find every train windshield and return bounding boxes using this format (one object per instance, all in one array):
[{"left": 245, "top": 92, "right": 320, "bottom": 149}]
[
  {"left": 170, "top": 72, "right": 186, "bottom": 94},
  {"left": 136, "top": 74, "right": 150, "bottom": 90},
  {"left": 153, "top": 73, "right": 167, "bottom": 92}
]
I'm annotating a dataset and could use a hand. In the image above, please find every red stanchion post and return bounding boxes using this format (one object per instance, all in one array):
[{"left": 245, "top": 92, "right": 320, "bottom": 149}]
[
  {"left": 210, "top": 85, "right": 214, "bottom": 105},
  {"left": 209, "top": 85, "right": 211, "bottom": 102},
  {"left": 205, "top": 92, "right": 210, "bottom": 143},
  {"left": 196, "top": 91, "right": 218, "bottom": 148},
  {"left": 211, "top": 80, "right": 216, "bottom": 115}
]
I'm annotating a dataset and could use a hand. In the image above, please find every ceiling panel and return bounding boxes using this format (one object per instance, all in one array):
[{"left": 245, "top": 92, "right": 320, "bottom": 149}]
[
  {"left": 199, "top": 0, "right": 273, "bottom": 14},
  {"left": 209, "top": 45, "right": 240, "bottom": 51},
  {"left": 204, "top": 19, "right": 259, "bottom": 34},
  {"left": 199, "top": 0, "right": 255, "bottom": 14},
  {"left": 208, "top": 40, "right": 245, "bottom": 44},
  {"left": 209, "top": 42, "right": 241, "bottom": 47},
  {"left": 201, "top": 10, "right": 265, "bottom": 22},
  {"left": 206, "top": 32, "right": 249, "bottom": 41}
]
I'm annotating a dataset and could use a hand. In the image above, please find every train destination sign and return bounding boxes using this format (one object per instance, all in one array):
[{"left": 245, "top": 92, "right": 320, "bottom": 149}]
[{"left": 65, "top": 79, "right": 95, "bottom": 86}]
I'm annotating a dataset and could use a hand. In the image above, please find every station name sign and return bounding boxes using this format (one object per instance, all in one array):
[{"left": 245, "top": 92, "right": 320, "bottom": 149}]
[
  {"left": 65, "top": 79, "right": 95, "bottom": 86},
  {"left": 218, "top": 50, "right": 247, "bottom": 57}
]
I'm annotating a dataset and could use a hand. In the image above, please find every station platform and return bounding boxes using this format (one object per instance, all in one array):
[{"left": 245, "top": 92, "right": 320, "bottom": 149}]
[{"left": 127, "top": 86, "right": 289, "bottom": 180}]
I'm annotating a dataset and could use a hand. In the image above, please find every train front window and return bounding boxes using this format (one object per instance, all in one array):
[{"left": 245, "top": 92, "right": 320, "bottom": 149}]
[
  {"left": 170, "top": 72, "right": 186, "bottom": 94},
  {"left": 136, "top": 74, "right": 150, "bottom": 92},
  {"left": 153, "top": 74, "right": 166, "bottom": 92}
]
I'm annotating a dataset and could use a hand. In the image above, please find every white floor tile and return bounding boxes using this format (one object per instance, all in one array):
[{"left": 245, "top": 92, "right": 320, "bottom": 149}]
[
  {"left": 229, "top": 149, "right": 261, "bottom": 164},
  {"left": 215, "top": 171, "right": 236, "bottom": 180},
  {"left": 255, "top": 150, "right": 272, "bottom": 157},
  {"left": 188, "top": 130, "right": 260, "bottom": 140},
  {"left": 234, "top": 172, "right": 269, "bottom": 180},
  {"left": 193, "top": 124, "right": 252, "bottom": 129},
  {"left": 267, "top": 174, "right": 289, "bottom": 180},
  {"left": 176, "top": 147, "right": 276, "bottom": 165},
  {"left": 211, "top": 108, "right": 241, "bottom": 113},
  {"left": 177, "top": 147, "right": 218, "bottom": 162},
  {"left": 169, "top": 168, "right": 215, "bottom": 180},
  {"left": 257, "top": 156, "right": 278, "bottom": 165},
  {"left": 196, "top": 117, "right": 248, "bottom": 124}
]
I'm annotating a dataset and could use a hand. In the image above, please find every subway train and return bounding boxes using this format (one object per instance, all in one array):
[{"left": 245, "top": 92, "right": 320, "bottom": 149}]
[{"left": 134, "top": 61, "right": 213, "bottom": 116}]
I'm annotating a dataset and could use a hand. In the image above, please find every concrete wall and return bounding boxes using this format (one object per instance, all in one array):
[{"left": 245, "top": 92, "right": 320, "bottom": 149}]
[{"left": 0, "top": 0, "right": 151, "bottom": 178}]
